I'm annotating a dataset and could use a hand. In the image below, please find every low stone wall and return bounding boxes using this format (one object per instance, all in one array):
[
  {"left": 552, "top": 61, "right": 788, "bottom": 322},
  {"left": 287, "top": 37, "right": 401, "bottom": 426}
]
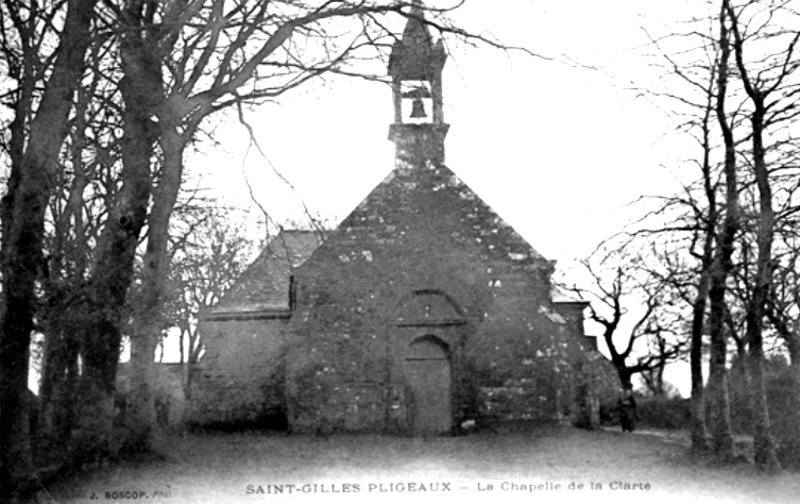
[
  {"left": 115, "top": 363, "right": 186, "bottom": 430},
  {"left": 188, "top": 318, "right": 288, "bottom": 428}
]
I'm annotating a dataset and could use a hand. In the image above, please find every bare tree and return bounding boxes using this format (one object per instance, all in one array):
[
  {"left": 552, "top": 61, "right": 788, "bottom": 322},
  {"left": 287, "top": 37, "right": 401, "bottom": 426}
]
[
  {"left": 704, "top": 0, "right": 739, "bottom": 461},
  {"left": 633, "top": 0, "right": 800, "bottom": 466},
  {"left": 37, "top": 24, "right": 125, "bottom": 456},
  {"left": 766, "top": 244, "right": 800, "bottom": 462},
  {"left": 639, "top": 34, "right": 721, "bottom": 452},
  {"left": 722, "top": 0, "right": 800, "bottom": 470},
  {"left": 164, "top": 211, "right": 256, "bottom": 400},
  {"left": 0, "top": 0, "right": 98, "bottom": 498},
  {"left": 566, "top": 255, "right": 685, "bottom": 394}
]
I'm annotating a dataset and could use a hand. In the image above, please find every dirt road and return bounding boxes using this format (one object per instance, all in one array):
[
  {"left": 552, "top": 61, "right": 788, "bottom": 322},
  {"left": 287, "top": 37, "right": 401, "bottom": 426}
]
[{"left": 42, "top": 424, "right": 800, "bottom": 504}]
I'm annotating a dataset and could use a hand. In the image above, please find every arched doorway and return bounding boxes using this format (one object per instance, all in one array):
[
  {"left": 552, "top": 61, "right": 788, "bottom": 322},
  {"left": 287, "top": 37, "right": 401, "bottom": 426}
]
[{"left": 405, "top": 336, "right": 452, "bottom": 435}]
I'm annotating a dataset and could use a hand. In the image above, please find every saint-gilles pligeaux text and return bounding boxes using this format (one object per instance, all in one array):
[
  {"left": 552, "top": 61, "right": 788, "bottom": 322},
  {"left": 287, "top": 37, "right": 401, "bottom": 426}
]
[{"left": 246, "top": 482, "right": 452, "bottom": 495}]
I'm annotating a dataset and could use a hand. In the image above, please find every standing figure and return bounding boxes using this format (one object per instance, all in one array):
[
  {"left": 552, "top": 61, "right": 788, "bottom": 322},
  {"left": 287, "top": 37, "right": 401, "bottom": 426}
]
[{"left": 618, "top": 391, "right": 637, "bottom": 432}]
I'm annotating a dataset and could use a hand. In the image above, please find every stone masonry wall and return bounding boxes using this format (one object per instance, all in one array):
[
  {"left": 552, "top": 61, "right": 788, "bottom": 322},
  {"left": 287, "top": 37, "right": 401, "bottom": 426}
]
[
  {"left": 284, "top": 160, "right": 588, "bottom": 433},
  {"left": 189, "top": 318, "right": 287, "bottom": 427}
]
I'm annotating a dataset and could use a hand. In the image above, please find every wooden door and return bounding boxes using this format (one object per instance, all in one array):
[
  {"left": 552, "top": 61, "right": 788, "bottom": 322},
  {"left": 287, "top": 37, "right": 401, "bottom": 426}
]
[{"left": 405, "top": 337, "right": 452, "bottom": 435}]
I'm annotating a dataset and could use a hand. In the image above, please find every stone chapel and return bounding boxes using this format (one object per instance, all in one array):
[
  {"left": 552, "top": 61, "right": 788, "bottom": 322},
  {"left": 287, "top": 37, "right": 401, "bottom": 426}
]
[{"left": 188, "top": 3, "right": 607, "bottom": 435}]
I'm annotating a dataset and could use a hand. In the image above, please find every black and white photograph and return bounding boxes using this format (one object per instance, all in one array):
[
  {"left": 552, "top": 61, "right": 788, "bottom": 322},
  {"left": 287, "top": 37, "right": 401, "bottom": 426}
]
[{"left": 1, "top": 1, "right": 800, "bottom": 503}]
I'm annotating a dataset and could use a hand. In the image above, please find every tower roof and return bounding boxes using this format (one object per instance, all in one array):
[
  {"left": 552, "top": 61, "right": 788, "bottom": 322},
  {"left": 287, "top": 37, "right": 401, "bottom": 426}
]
[{"left": 388, "top": 1, "right": 446, "bottom": 80}]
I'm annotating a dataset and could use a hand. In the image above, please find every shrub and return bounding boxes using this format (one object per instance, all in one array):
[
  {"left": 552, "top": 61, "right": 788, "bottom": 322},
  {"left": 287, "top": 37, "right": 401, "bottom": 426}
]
[
  {"left": 636, "top": 396, "right": 691, "bottom": 430},
  {"left": 601, "top": 393, "right": 690, "bottom": 431}
]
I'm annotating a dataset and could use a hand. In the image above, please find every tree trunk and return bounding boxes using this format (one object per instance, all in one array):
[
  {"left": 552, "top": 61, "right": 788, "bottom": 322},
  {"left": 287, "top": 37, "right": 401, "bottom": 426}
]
[
  {"left": 38, "top": 320, "right": 81, "bottom": 447},
  {"left": 705, "top": 313, "right": 734, "bottom": 458},
  {"left": 653, "top": 364, "right": 665, "bottom": 396},
  {"left": 743, "top": 103, "right": 780, "bottom": 471},
  {"left": 688, "top": 75, "right": 718, "bottom": 452},
  {"left": 40, "top": 83, "right": 94, "bottom": 447},
  {"left": 0, "top": 0, "right": 95, "bottom": 498},
  {"left": 706, "top": 0, "right": 736, "bottom": 460},
  {"left": 126, "top": 326, "right": 160, "bottom": 451},
  {"left": 72, "top": 0, "right": 164, "bottom": 459},
  {"left": 39, "top": 326, "right": 64, "bottom": 440},
  {"left": 126, "top": 123, "right": 185, "bottom": 452},
  {"left": 187, "top": 326, "right": 205, "bottom": 400},
  {"left": 724, "top": 0, "right": 783, "bottom": 470},
  {"left": 616, "top": 367, "right": 634, "bottom": 392},
  {"left": 786, "top": 322, "right": 800, "bottom": 462},
  {"left": 73, "top": 315, "right": 122, "bottom": 462},
  {"left": 690, "top": 255, "right": 712, "bottom": 451}
]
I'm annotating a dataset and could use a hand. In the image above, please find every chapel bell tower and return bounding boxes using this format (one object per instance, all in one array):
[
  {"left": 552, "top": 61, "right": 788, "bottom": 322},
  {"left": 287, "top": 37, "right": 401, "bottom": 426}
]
[{"left": 388, "top": 1, "right": 449, "bottom": 165}]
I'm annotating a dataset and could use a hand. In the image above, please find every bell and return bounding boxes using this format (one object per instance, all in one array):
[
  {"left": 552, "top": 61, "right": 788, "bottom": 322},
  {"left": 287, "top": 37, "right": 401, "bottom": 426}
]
[{"left": 409, "top": 97, "right": 428, "bottom": 119}]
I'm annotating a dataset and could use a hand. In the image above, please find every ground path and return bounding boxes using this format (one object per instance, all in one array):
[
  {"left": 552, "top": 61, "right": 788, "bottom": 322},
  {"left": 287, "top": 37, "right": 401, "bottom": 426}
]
[{"left": 42, "top": 424, "right": 799, "bottom": 504}]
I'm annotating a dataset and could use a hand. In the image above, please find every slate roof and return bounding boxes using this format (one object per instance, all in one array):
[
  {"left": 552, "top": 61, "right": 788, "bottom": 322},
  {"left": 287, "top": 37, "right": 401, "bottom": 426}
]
[
  {"left": 338, "top": 160, "right": 548, "bottom": 265},
  {"left": 207, "top": 230, "right": 322, "bottom": 319},
  {"left": 551, "top": 285, "right": 589, "bottom": 305},
  {"left": 207, "top": 162, "right": 558, "bottom": 321}
]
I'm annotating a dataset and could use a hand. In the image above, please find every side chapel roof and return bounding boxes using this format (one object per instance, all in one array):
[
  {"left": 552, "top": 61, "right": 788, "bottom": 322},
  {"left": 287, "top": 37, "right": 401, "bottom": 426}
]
[
  {"left": 206, "top": 230, "right": 322, "bottom": 319},
  {"left": 551, "top": 285, "right": 590, "bottom": 305}
]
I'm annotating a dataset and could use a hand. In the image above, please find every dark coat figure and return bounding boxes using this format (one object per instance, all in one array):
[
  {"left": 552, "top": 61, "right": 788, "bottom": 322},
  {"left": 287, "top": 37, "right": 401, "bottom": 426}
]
[{"left": 618, "top": 393, "right": 637, "bottom": 432}]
